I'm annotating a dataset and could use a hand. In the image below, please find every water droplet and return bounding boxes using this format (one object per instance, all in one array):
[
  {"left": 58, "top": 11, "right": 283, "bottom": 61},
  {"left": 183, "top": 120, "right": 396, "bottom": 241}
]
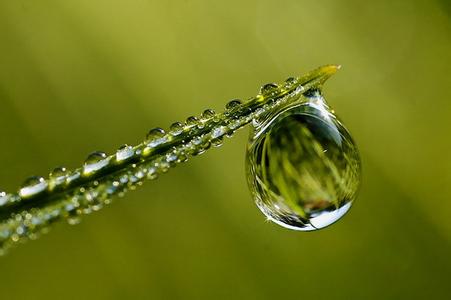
[
  {"left": 49, "top": 167, "right": 69, "bottom": 189},
  {"left": 211, "top": 136, "right": 223, "bottom": 147},
  {"left": 166, "top": 151, "right": 178, "bottom": 163},
  {"left": 201, "top": 109, "right": 216, "bottom": 120},
  {"left": 0, "top": 191, "right": 7, "bottom": 206},
  {"left": 19, "top": 176, "right": 48, "bottom": 198},
  {"left": 116, "top": 144, "right": 134, "bottom": 162},
  {"left": 146, "top": 128, "right": 168, "bottom": 147},
  {"left": 226, "top": 99, "right": 242, "bottom": 110},
  {"left": 283, "top": 77, "right": 298, "bottom": 90},
  {"left": 246, "top": 89, "right": 361, "bottom": 231},
  {"left": 169, "top": 122, "right": 184, "bottom": 136},
  {"left": 67, "top": 216, "right": 81, "bottom": 225},
  {"left": 185, "top": 116, "right": 200, "bottom": 128},
  {"left": 259, "top": 83, "right": 279, "bottom": 96},
  {"left": 211, "top": 126, "right": 227, "bottom": 139},
  {"left": 83, "top": 151, "right": 109, "bottom": 174},
  {"left": 50, "top": 167, "right": 68, "bottom": 179}
]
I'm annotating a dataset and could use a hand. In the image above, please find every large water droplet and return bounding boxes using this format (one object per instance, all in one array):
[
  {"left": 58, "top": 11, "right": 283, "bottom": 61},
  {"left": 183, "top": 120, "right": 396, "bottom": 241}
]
[
  {"left": 19, "top": 176, "right": 48, "bottom": 198},
  {"left": 83, "top": 152, "right": 109, "bottom": 174},
  {"left": 246, "top": 89, "right": 361, "bottom": 231}
]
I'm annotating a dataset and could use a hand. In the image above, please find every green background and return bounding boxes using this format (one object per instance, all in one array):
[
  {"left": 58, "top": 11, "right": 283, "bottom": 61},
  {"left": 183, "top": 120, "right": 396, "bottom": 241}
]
[{"left": 0, "top": 0, "right": 450, "bottom": 299}]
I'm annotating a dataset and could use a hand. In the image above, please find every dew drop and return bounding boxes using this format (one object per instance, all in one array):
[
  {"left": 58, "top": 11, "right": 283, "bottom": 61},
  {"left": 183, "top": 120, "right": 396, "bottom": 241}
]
[
  {"left": 146, "top": 128, "right": 167, "bottom": 147},
  {"left": 283, "top": 77, "right": 298, "bottom": 90},
  {"left": 201, "top": 109, "right": 216, "bottom": 120},
  {"left": 169, "top": 122, "right": 184, "bottom": 136},
  {"left": 211, "top": 126, "right": 227, "bottom": 139},
  {"left": 0, "top": 191, "right": 7, "bottom": 206},
  {"left": 211, "top": 136, "right": 224, "bottom": 147},
  {"left": 19, "top": 176, "right": 48, "bottom": 198},
  {"left": 186, "top": 116, "right": 200, "bottom": 128},
  {"left": 49, "top": 167, "right": 69, "bottom": 188},
  {"left": 246, "top": 89, "right": 361, "bottom": 231},
  {"left": 116, "top": 144, "right": 134, "bottom": 162},
  {"left": 83, "top": 151, "right": 109, "bottom": 174},
  {"left": 226, "top": 99, "right": 242, "bottom": 110},
  {"left": 259, "top": 83, "right": 279, "bottom": 96},
  {"left": 50, "top": 167, "right": 68, "bottom": 179}
]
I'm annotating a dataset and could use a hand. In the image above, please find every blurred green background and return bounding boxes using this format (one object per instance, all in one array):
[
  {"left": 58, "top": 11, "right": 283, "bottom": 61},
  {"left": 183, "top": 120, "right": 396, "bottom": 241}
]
[{"left": 0, "top": 0, "right": 450, "bottom": 299}]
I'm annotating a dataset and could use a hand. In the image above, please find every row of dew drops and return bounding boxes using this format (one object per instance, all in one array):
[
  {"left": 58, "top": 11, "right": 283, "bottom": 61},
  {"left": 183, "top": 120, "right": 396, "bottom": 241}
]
[{"left": 0, "top": 76, "right": 305, "bottom": 253}]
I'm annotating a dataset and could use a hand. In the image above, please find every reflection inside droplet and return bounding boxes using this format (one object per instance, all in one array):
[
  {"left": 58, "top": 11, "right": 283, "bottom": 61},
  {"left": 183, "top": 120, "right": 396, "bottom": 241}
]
[{"left": 246, "top": 89, "right": 361, "bottom": 231}]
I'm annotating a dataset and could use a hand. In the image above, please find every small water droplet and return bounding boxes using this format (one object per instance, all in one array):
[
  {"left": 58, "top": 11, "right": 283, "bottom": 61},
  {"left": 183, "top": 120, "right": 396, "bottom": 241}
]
[
  {"left": 146, "top": 128, "right": 168, "bottom": 147},
  {"left": 146, "top": 127, "right": 165, "bottom": 140},
  {"left": 169, "top": 122, "right": 184, "bottom": 136},
  {"left": 116, "top": 144, "right": 134, "bottom": 162},
  {"left": 50, "top": 167, "right": 68, "bottom": 179},
  {"left": 228, "top": 118, "right": 241, "bottom": 131},
  {"left": 211, "top": 126, "right": 227, "bottom": 139},
  {"left": 83, "top": 151, "right": 109, "bottom": 174},
  {"left": 259, "top": 83, "right": 279, "bottom": 96},
  {"left": 166, "top": 152, "right": 178, "bottom": 163},
  {"left": 185, "top": 116, "right": 200, "bottom": 128},
  {"left": 147, "top": 167, "right": 158, "bottom": 180},
  {"left": 0, "top": 191, "right": 7, "bottom": 206},
  {"left": 48, "top": 167, "right": 68, "bottom": 186},
  {"left": 19, "top": 176, "right": 48, "bottom": 198},
  {"left": 246, "top": 89, "right": 361, "bottom": 231},
  {"left": 211, "top": 136, "right": 223, "bottom": 147},
  {"left": 226, "top": 99, "right": 242, "bottom": 110},
  {"left": 283, "top": 77, "right": 298, "bottom": 89},
  {"left": 201, "top": 109, "right": 216, "bottom": 120}
]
